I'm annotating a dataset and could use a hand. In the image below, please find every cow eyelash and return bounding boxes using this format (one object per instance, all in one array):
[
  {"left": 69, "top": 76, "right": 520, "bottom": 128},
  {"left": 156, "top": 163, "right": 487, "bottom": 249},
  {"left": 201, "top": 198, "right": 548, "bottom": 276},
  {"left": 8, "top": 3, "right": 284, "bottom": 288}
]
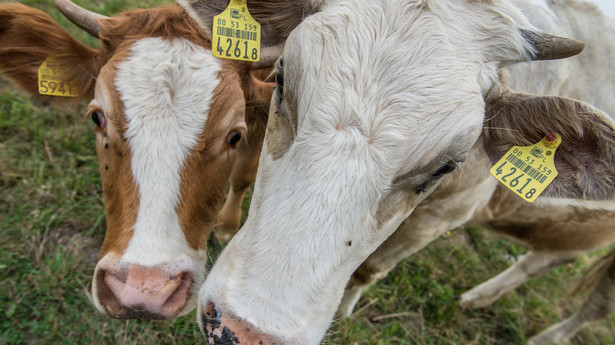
[
  {"left": 274, "top": 58, "right": 284, "bottom": 105},
  {"left": 431, "top": 161, "right": 457, "bottom": 178},
  {"left": 275, "top": 72, "right": 284, "bottom": 95},
  {"left": 415, "top": 160, "right": 461, "bottom": 194},
  {"left": 392, "top": 159, "right": 461, "bottom": 193}
]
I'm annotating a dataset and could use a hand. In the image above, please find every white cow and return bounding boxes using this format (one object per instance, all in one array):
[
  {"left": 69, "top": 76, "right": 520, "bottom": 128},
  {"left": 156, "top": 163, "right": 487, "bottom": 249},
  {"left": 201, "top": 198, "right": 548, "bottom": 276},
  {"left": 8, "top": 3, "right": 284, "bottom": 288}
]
[{"left": 180, "top": 0, "right": 615, "bottom": 344}]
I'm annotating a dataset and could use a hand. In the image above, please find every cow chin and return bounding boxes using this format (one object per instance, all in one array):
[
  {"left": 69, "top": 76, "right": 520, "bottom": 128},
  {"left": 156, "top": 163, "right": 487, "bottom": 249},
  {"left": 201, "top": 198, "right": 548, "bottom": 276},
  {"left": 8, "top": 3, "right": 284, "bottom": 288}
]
[{"left": 91, "top": 253, "right": 205, "bottom": 319}]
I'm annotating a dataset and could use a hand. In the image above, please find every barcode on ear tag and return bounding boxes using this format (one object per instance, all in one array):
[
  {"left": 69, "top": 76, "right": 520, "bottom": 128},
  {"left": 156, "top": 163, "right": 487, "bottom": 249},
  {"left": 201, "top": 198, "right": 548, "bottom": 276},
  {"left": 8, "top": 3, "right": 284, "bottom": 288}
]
[
  {"left": 490, "top": 133, "right": 561, "bottom": 202},
  {"left": 212, "top": 0, "right": 261, "bottom": 62}
]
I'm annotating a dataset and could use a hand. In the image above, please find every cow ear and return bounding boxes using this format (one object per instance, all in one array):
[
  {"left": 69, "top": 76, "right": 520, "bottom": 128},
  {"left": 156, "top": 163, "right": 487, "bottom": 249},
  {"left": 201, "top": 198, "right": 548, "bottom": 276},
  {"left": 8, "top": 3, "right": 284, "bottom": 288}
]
[
  {"left": 0, "top": 3, "right": 99, "bottom": 102},
  {"left": 482, "top": 88, "right": 615, "bottom": 201},
  {"left": 176, "top": 0, "right": 320, "bottom": 67}
]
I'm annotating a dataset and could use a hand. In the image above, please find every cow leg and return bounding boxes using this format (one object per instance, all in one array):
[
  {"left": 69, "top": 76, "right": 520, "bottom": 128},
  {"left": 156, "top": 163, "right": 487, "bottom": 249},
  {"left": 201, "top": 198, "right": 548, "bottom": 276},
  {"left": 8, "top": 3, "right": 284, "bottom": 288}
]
[
  {"left": 527, "top": 250, "right": 615, "bottom": 345},
  {"left": 214, "top": 139, "right": 261, "bottom": 243},
  {"left": 460, "top": 251, "right": 578, "bottom": 310}
]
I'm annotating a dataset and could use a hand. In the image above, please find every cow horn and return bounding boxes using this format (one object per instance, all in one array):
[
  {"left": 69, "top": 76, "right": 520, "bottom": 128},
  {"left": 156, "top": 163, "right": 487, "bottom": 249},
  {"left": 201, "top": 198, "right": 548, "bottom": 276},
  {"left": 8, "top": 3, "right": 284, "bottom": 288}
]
[
  {"left": 55, "top": 0, "right": 108, "bottom": 38},
  {"left": 521, "top": 29, "right": 585, "bottom": 61}
]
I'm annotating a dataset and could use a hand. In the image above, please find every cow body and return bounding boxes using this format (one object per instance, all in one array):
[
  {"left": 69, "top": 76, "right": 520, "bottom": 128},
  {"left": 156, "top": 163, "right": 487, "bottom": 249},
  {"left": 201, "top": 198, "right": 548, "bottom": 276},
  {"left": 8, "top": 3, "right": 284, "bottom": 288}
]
[
  {"left": 0, "top": 1, "right": 275, "bottom": 319},
  {"left": 340, "top": 3, "right": 615, "bottom": 344},
  {"left": 344, "top": 0, "right": 615, "bottom": 337},
  {"left": 180, "top": 0, "right": 615, "bottom": 344}
]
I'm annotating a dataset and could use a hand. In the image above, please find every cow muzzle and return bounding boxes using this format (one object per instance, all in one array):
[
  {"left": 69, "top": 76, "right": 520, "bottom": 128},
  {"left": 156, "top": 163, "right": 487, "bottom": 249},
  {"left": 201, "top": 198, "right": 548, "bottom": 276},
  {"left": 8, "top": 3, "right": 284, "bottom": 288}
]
[
  {"left": 200, "top": 301, "right": 284, "bottom": 345},
  {"left": 93, "top": 262, "right": 194, "bottom": 319}
]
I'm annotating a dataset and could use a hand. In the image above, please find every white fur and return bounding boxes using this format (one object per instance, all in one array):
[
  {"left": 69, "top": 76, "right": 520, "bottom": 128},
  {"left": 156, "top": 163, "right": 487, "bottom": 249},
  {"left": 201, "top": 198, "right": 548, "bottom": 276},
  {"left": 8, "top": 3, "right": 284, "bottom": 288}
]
[
  {"left": 198, "top": 0, "right": 542, "bottom": 343},
  {"left": 115, "top": 37, "right": 221, "bottom": 267}
]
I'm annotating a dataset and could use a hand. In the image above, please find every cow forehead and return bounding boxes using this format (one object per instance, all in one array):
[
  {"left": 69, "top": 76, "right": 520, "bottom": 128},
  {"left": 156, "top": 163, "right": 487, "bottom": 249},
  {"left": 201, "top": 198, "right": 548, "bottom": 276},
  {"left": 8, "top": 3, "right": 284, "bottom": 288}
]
[
  {"left": 108, "top": 37, "right": 222, "bottom": 265},
  {"left": 280, "top": 0, "right": 488, "bottom": 175}
]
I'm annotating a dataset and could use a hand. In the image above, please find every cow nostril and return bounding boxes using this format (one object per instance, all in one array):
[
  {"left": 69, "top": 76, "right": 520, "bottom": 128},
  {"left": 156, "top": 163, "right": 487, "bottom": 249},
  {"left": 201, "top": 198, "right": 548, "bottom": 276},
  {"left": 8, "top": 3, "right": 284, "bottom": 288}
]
[
  {"left": 202, "top": 301, "right": 220, "bottom": 320},
  {"left": 161, "top": 272, "right": 192, "bottom": 315},
  {"left": 198, "top": 302, "right": 283, "bottom": 345},
  {"left": 96, "top": 268, "right": 123, "bottom": 316},
  {"left": 201, "top": 301, "right": 224, "bottom": 340}
]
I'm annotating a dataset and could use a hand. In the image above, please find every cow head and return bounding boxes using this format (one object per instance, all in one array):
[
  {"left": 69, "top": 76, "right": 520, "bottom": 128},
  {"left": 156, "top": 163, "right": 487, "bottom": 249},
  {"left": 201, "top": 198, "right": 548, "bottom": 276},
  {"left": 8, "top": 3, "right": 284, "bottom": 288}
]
[
  {"left": 181, "top": 0, "right": 615, "bottom": 344},
  {"left": 0, "top": 0, "right": 279, "bottom": 319}
]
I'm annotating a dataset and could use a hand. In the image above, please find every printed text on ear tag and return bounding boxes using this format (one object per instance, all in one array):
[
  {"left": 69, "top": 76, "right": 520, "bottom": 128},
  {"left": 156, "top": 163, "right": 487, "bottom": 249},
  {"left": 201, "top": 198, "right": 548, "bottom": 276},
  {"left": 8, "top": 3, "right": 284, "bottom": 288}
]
[
  {"left": 490, "top": 133, "right": 561, "bottom": 203},
  {"left": 212, "top": 0, "right": 261, "bottom": 62},
  {"left": 38, "top": 56, "right": 78, "bottom": 97}
]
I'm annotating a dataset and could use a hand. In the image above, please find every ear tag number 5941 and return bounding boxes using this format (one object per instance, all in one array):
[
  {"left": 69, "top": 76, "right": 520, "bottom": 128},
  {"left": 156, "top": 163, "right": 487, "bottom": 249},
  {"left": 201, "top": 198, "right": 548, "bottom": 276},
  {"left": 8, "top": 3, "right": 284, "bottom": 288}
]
[
  {"left": 490, "top": 133, "right": 561, "bottom": 203},
  {"left": 212, "top": 0, "right": 261, "bottom": 62},
  {"left": 38, "top": 56, "right": 78, "bottom": 97}
]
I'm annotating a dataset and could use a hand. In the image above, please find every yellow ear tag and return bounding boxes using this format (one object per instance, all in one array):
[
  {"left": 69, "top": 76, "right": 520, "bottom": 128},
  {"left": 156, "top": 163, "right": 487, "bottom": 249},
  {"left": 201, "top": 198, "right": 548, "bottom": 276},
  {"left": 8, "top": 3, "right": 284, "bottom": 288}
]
[
  {"left": 490, "top": 133, "right": 561, "bottom": 203},
  {"left": 38, "top": 57, "right": 78, "bottom": 97},
  {"left": 212, "top": 0, "right": 261, "bottom": 62}
]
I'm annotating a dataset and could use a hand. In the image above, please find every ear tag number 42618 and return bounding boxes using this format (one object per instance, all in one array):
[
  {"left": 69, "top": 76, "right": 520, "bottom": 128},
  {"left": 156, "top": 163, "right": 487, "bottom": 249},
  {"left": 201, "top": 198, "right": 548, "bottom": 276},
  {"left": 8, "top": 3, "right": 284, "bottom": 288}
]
[
  {"left": 490, "top": 133, "right": 561, "bottom": 203},
  {"left": 212, "top": 0, "right": 261, "bottom": 62},
  {"left": 38, "top": 56, "right": 78, "bottom": 97}
]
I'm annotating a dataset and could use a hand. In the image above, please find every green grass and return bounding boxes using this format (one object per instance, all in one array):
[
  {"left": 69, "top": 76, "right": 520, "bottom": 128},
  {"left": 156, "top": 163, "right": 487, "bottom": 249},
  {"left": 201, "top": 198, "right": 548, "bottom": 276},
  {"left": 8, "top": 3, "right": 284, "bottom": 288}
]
[{"left": 1, "top": 0, "right": 615, "bottom": 344}]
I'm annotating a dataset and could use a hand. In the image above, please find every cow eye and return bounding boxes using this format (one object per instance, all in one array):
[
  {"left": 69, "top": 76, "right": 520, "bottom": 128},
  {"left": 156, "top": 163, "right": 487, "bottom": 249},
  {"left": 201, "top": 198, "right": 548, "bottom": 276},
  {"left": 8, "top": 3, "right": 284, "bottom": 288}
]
[
  {"left": 90, "top": 110, "right": 106, "bottom": 129},
  {"left": 226, "top": 130, "right": 242, "bottom": 146},
  {"left": 274, "top": 58, "right": 284, "bottom": 98},
  {"left": 432, "top": 162, "right": 456, "bottom": 177},
  {"left": 275, "top": 72, "right": 284, "bottom": 94}
]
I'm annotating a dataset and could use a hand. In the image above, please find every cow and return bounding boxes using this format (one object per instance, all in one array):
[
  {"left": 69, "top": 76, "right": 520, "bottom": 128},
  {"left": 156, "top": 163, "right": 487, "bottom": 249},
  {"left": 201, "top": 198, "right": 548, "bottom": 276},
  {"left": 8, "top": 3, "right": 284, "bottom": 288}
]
[
  {"left": 179, "top": 0, "right": 615, "bottom": 344},
  {"left": 0, "top": 0, "right": 283, "bottom": 319}
]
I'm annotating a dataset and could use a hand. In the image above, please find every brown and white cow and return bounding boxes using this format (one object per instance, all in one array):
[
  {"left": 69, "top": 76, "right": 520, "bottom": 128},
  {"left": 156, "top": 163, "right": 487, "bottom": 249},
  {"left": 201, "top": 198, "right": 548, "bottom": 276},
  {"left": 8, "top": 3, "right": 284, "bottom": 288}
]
[
  {"left": 0, "top": 0, "right": 281, "bottom": 319},
  {"left": 180, "top": 0, "right": 615, "bottom": 344}
]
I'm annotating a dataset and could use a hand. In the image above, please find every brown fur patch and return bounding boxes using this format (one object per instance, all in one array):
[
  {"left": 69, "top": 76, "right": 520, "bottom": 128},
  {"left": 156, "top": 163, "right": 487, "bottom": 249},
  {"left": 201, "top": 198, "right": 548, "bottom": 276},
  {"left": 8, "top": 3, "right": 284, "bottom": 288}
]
[
  {"left": 97, "top": 5, "right": 212, "bottom": 53},
  {"left": 96, "top": 65, "right": 137, "bottom": 258}
]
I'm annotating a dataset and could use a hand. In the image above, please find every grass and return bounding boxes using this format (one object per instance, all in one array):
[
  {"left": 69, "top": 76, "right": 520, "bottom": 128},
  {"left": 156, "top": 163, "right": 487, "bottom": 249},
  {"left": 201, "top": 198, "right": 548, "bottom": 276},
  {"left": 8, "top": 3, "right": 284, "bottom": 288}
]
[
  {"left": 1, "top": 0, "right": 615, "bottom": 344},
  {"left": 322, "top": 228, "right": 615, "bottom": 345}
]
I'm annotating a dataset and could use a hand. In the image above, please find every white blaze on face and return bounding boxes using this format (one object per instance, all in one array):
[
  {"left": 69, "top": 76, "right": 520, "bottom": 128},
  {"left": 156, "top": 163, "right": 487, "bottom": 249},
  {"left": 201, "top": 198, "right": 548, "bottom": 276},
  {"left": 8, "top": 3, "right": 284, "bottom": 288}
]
[{"left": 115, "top": 37, "right": 222, "bottom": 267}]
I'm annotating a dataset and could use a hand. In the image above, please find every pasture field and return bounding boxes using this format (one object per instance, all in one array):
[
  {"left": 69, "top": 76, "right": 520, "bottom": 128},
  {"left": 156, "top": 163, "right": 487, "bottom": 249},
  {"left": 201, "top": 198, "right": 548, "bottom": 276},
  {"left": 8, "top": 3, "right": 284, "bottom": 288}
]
[{"left": 1, "top": 0, "right": 614, "bottom": 344}]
